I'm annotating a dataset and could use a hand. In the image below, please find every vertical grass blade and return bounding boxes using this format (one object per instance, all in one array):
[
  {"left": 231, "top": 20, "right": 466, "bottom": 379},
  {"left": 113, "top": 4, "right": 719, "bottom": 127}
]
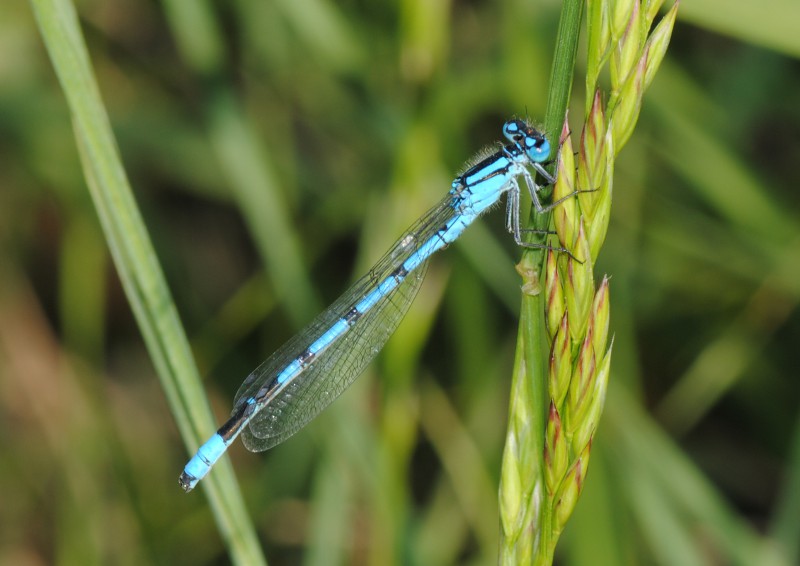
[{"left": 29, "top": 1, "right": 266, "bottom": 563}]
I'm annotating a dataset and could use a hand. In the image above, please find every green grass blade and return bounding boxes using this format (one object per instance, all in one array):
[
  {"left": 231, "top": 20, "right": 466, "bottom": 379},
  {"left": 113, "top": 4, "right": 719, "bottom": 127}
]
[
  {"left": 679, "top": 0, "right": 800, "bottom": 58},
  {"left": 29, "top": 1, "right": 266, "bottom": 563},
  {"left": 610, "top": 388, "right": 783, "bottom": 565},
  {"left": 770, "top": 411, "right": 800, "bottom": 564},
  {"left": 162, "top": 0, "right": 321, "bottom": 327}
]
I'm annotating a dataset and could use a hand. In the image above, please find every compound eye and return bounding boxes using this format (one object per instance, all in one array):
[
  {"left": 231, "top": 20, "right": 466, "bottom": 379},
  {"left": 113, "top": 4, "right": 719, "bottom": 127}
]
[{"left": 526, "top": 136, "right": 551, "bottom": 162}]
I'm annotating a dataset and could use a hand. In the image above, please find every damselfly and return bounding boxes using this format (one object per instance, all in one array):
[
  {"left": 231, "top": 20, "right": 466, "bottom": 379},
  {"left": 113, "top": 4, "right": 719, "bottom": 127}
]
[{"left": 180, "top": 119, "right": 563, "bottom": 492}]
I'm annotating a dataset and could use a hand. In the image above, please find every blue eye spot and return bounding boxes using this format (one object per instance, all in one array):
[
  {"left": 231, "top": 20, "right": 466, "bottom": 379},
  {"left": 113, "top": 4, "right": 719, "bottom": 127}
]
[{"left": 502, "top": 120, "right": 522, "bottom": 142}]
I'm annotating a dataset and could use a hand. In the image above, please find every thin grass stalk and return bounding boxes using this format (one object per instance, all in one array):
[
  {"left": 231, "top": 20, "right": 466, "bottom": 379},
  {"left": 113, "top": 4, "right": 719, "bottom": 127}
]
[
  {"left": 501, "top": 0, "right": 679, "bottom": 564},
  {"left": 29, "top": 1, "right": 266, "bottom": 564},
  {"left": 499, "top": 0, "right": 584, "bottom": 563}
]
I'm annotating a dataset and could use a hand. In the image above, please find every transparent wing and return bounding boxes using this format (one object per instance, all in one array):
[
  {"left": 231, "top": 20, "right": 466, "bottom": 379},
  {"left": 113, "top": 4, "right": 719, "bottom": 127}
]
[{"left": 232, "top": 193, "right": 457, "bottom": 452}]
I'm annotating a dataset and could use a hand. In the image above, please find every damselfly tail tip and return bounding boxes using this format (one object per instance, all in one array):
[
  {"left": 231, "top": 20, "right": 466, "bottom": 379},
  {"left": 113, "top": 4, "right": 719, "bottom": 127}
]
[{"left": 178, "top": 472, "right": 197, "bottom": 493}]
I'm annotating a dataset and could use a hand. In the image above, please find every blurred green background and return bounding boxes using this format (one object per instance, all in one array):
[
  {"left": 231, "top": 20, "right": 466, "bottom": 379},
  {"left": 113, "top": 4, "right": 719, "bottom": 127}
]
[{"left": 2, "top": 0, "right": 800, "bottom": 564}]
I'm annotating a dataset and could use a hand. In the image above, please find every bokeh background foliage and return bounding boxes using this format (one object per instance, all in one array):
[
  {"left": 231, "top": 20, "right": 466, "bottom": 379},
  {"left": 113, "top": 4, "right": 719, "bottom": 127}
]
[{"left": 2, "top": 0, "right": 800, "bottom": 564}]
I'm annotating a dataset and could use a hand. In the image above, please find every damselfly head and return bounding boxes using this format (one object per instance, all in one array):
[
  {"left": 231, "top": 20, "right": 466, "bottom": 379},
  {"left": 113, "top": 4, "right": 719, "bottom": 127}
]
[{"left": 502, "top": 119, "right": 550, "bottom": 163}]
